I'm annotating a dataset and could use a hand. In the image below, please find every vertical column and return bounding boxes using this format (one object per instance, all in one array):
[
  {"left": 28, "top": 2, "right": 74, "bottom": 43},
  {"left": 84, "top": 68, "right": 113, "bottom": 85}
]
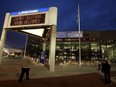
[
  {"left": 43, "top": 40, "right": 46, "bottom": 52},
  {"left": 49, "top": 7, "right": 57, "bottom": 25},
  {"left": 49, "top": 25, "right": 56, "bottom": 72},
  {"left": 24, "top": 35, "right": 28, "bottom": 57},
  {"left": 43, "top": 39, "right": 46, "bottom": 64},
  {"left": 0, "top": 13, "right": 10, "bottom": 64},
  {"left": 48, "top": 7, "right": 57, "bottom": 71},
  {"left": 78, "top": 4, "right": 81, "bottom": 66}
]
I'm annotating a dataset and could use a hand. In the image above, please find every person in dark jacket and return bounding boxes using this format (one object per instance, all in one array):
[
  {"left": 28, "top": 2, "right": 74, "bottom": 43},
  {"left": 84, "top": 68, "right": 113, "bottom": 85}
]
[{"left": 101, "top": 60, "right": 111, "bottom": 84}]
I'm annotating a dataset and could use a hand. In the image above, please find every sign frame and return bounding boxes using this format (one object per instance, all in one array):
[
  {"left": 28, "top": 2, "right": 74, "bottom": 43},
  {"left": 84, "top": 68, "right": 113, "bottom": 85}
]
[{"left": 7, "top": 11, "right": 49, "bottom": 28}]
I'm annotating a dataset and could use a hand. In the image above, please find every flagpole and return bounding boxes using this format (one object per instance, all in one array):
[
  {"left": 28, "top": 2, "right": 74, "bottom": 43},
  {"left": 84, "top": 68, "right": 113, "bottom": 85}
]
[{"left": 78, "top": 4, "right": 81, "bottom": 66}]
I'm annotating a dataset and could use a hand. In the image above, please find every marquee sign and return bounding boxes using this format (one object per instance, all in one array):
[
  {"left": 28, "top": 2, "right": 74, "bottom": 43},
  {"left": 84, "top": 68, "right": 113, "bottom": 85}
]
[
  {"left": 10, "top": 13, "right": 45, "bottom": 26},
  {"left": 3, "top": 7, "right": 57, "bottom": 38},
  {"left": 10, "top": 8, "right": 49, "bottom": 15},
  {"left": 57, "top": 31, "right": 83, "bottom": 38},
  {"left": 7, "top": 7, "right": 55, "bottom": 28}
]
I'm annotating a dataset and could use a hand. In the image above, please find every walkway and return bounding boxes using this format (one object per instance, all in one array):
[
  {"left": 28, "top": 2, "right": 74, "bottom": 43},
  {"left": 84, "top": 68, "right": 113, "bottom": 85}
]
[{"left": 0, "top": 58, "right": 116, "bottom": 87}]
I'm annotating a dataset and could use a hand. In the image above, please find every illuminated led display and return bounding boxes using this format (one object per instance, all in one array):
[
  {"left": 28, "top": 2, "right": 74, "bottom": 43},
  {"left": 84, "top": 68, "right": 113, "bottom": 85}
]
[
  {"left": 10, "top": 14, "right": 45, "bottom": 26},
  {"left": 56, "top": 32, "right": 83, "bottom": 38}
]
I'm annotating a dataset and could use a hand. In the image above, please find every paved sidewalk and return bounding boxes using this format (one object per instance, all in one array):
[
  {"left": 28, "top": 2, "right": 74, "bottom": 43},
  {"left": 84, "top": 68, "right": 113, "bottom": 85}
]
[
  {"left": 0, "top": 58, "right": 116, "bottom": 87},
  {"left": 0, "top": 71, "right": 116, "bottom": 87},
  {"left": 0, "top": 64, "right": 98, "bottom": 81}
]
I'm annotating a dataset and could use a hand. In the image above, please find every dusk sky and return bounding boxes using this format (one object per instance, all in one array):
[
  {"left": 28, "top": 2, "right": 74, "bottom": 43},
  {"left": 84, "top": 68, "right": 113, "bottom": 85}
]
[{"left": 0, "top": 0, "right": 116, "bottom": 49}]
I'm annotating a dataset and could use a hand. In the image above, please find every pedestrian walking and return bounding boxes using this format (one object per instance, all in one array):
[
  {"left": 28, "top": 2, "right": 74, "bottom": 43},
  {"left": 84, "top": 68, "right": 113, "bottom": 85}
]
[
  {"left": 97, "top": 61, "right": 101, "bottom": 71},
  {"left": 101, "top": 60, "right": 111, "bottom": 85},
  {"left": 19, "top": 53, "right": 33, "bottom": 83}
]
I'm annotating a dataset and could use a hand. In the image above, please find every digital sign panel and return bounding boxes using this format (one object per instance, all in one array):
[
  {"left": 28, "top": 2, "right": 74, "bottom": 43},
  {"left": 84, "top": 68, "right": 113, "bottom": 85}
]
[
  {"left": 10, "top": 13, "right": 45, "bottom": 26},
  {"left": 10, "top": 8, "right": 49, "bottom": 16},
  {"left": 57, "top": 32, "right": 83, "bottom": 38}
]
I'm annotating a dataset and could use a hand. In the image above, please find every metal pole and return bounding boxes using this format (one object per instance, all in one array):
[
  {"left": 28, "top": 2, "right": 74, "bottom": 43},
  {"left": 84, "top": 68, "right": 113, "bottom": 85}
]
[
  {"left": 78, "top": 4, "right": 81, "bottom": 66},
  {"left": 24, "top": 35, "right": 28, "bottom": 57}
]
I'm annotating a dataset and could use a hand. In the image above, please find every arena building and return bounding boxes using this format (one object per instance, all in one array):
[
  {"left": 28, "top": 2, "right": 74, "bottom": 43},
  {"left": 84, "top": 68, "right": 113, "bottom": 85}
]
[{"left": 26, "top": 30, "right": 116, "bottom": 64}]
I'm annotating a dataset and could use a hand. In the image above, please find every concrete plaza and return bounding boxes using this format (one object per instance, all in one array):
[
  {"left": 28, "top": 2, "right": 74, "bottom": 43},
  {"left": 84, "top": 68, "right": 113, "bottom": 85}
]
[{"left": 0, "top": 57, "right": 116, "bottom": 87}]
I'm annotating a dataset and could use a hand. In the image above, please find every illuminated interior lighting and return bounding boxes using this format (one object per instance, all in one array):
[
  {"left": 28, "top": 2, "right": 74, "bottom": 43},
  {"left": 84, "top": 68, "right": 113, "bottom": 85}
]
[
  {"left": 21, "top": 29, "right": 44, "bottom": 37},
  {"left": 47, "top": 27, "right": 50, "bottom": 29}
]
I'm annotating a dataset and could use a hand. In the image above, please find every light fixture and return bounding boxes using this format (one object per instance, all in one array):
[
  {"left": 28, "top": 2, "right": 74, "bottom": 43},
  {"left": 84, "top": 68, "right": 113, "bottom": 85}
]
[{"left": 21, "top": 28, "right": 44, "bottom": 37}]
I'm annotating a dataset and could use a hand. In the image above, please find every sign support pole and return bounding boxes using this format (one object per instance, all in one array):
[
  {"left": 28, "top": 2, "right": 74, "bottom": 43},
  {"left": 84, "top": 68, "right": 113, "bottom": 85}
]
[
  {"left": 0, "top": 13, "right": 9, "bottom": 64},
  {"left": 24, "top": 35, "right": 28, "bottom": 57},
  {"left": 49, "top": 25, "right": 56, "bottom": 72}
]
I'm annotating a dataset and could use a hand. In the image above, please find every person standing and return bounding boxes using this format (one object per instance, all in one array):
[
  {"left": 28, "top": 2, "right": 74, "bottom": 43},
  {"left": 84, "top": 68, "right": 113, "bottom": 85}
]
[
  {"left": 101, "top": 60, "right": 111, "bottom": 85},
  {"left": 98, "top": 61, "right": 101, "bottom": 71},
  {"left": 19, "top": 54, "right": 33, "bottom": 83}
]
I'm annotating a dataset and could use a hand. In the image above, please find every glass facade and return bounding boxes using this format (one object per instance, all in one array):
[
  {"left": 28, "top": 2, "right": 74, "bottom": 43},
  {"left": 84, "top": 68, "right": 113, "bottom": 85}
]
[
  {"left": 26, "top": 31, "right": 116, "bottom": 64},
  {"left": 26, "top": 36, "right": 43, "bottom": 58}
]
